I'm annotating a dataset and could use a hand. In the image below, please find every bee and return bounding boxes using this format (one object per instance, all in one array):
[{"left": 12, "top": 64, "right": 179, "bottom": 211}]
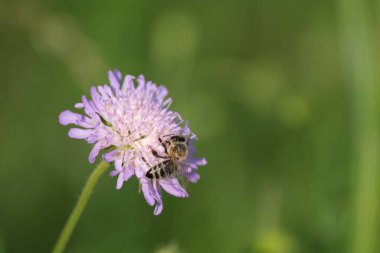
[{"left": 144, "top": 135, "right": 188, "bottom": 180}]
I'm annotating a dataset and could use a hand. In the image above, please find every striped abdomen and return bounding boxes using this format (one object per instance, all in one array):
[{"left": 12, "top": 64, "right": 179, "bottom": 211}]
[{"left": 146, "top": 159, "right": 176, "bottom": 180}]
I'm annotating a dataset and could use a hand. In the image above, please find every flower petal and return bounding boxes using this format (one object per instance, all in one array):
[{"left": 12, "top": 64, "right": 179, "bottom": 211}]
[
  {"left": 134, "top": 158, "right": 145, "bottom": 178},
  {"left": 97, "top": 86, "right": 109, "bottom": 99},
  {"left": 108, "top": 70, "right": 121, "bottom": 92},
  {"left": 160, "top": 178, "right": 188, "bottom": 198},
  {"left": 152, "top": 181, "right": 162, "bottom": 202},
  {"left": 187, "top": 172, "right": 200, "bottom": 183},
  {"left": 90, "top": 87, "right": 102, "bottom": 104},
  {"left": 122, "top": 75, "right": 135, "bottom": 92},
  {"left": 109, "top": 170, "right": 119, "bottom": 177},
  {"left": 141, "top": 179, "right": 155, "bottom": 206},
  {"left": 154, "top": 201, "right": 163, "bottom": 215},
  {"left": 137, "top": 75, "right": 145, "bottom": 87},
  {"left": 103, "top": 85, "right": 115, "bottom": 98},
  {"left": 135, "top": 167, "right": 144, "bottom": 178},
  {"left": 68, "top": 128, "right": 93, "bottom": 139},
  {"left": 157, "top": 86, "right": 168, "bottom": 100},
  {"left": 59, "top": 110, "right": 93, "bottom": 128},
  {"left": 114, "top": 69, "right": 122, "bottom": 80},
  {"left": 102, "top": 149, "right": 121, "bottom": 163},
  {"left": 59, "top": 110, "right": 80, "bottom": 126},
  {"left": 115, "top": 158, "right": 123, "bottom": 172},
  {"left": 123, "top": 164, "right": 134, "bottom": 181},
  {"left": 193, "top": 157, "right": 207, "bottom": 166},
  {"left": 89, "top": 141, "right": 103, "bottom": 163},
  {"left": 74, "top": 103, "right": 84, "bottom": 109},
  {"left": 152, "top": 181, "right": 163, "bottom": 215},
  {"left": 116, "top": 172, "right": 124, "bottom": 190},
  {"left": 82, "top": 96, "right": 95, "bottom": 116}
]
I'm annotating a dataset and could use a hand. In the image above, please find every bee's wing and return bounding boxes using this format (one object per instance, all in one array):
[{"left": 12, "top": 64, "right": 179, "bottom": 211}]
[
  {"left": 176, "top": 171, "right": 189, "bottom": 190},
  {"left": 168, "top": 159, "right": 189, "bottom": 190}
]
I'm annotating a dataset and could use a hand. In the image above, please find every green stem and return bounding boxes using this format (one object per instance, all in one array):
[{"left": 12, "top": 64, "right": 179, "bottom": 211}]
[{"left": 52, "top": 161, "right": 110, "bottom": 253}]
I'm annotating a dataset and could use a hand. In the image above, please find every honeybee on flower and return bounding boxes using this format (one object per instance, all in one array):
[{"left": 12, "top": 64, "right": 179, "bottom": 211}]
[{"left": 59, "top": 69, "right": 206, "bottom": 215}]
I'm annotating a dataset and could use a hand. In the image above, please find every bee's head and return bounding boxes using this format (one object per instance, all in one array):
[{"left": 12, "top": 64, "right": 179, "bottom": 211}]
[
  {"left": 170, "top": 135, "right": 186, "bottom": 143},
  {"left": 174, "top": 142, "right": 188, "bottom": 160},
  {"left": 165, "top": 134, "right": 188, "bottom": 160}
]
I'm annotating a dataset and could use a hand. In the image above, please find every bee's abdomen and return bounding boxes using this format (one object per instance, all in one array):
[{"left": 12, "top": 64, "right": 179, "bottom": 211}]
[{"left": 146, "top": 160, "right": 175, "bottom": 180}]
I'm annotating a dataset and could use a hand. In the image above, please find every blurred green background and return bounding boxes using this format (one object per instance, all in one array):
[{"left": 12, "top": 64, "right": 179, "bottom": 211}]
[{"left": 0, "top": 0, "right": 379, "bottom": 253}]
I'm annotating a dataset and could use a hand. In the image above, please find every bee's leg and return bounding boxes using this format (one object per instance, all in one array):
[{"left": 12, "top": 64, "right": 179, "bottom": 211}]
[
  {"left": 142, "top": 156, "right": 151, "bottom": 167},
  {"left": 151, "top": 149, "right": 169, "bottom": 159},
  {"left": 158, "top": 138, "right": 168, "bottom": 154}
]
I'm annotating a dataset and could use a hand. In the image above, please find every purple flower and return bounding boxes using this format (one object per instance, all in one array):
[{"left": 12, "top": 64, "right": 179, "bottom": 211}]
[{"left": 59, "top": 69, "right": 207, "bottom": 215}]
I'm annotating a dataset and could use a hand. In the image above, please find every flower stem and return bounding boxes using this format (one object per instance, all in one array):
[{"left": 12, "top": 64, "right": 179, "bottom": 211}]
[{"left": 52, "top": 161, "right": 110, "bottom": 253}]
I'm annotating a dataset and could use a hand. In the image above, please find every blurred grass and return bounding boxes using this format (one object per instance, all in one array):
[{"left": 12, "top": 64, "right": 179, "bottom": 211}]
[
  {"left": 337, "top": 1, "right": 380, "bottom": 253},
  {"left": 0, "top": 0, "right": 379, "bottom": 253}
]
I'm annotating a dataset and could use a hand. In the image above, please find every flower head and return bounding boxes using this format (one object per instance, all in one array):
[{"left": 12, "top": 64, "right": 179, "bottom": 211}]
[{"left": 59, "top": 69, "right": 206, "bottom": 215}]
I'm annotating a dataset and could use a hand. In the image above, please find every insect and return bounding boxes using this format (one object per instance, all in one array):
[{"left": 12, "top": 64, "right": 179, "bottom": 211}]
[{"left": 144, "top": 134, "right": 189, "bottom": 180}]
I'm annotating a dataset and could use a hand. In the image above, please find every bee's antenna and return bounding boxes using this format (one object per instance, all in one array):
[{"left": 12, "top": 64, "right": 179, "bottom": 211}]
[
  {"left": 185, "top": 133, "right": 192, "bottom": 145},
  {"left": 161, "top": 133, "right": 175, "bottom": 138}
]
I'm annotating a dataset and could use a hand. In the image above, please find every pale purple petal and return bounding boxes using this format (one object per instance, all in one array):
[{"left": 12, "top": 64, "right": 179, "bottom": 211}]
[
  {"left": 154, "top": 201, "right": 163, "bottom": 215},
  {"left": 152, "top": 181, "right": 164, "bottom": 215},
  {"left": 86, "top": 133, "right": 99, "bottom": 144},
  {"left": 74, "top": 103, "right": 84, "bottom": 109},
  {"left": 160, "top": 178, "right": 188, "bottom": 198},
  {"left": 123, "top": 165, "right": 134, "bottom": 181},
  {"left": 90, "top": 87, "right": 101, "bottom": 103},
  {"left": 103, "top": 85, "right": 115, "bottom": 98},
  {"left": 187, "top": 172, "right": 200, "bottom": 183},
  {"left": 102, "top": 149, "right": 122, "bottom": 163},
  {"left": 114, "top": 69, "right": 122, "bottom": 80},
  {"left": 135, "top": 167, "right": 144, "bottom": 178},
  {"left": 59, "top": 110, "right": 81, "bottom": 126},
  {"left": 163, "top": 98, "right": 173, "bottom": 107},
  {"left": 58, "top": 110, "right": 92, "bottom": 128},
  {"left": 157, "top": 86, "right": 168, "bottom": 99},
  {"left": 97, "top": 86, "right": 109, "bottom": 99},
  {"left": 137, "top": 75, "right": 145, "bottom": 87},
  {"left": 114, "top": 159, "right": 123, "bottom": 172},
  {"left": 68, "top": 128, "right": 93, "bottom": 139},
  {"left": 109, "top": 170, "right": 119, "bottom": 177},
  {"left": 191, "top": 157, "right": 207, "bottom": 166},
  {"left": 122, "top": 75, "right": 135, "bottom": 92},
  {"left": 108, "top": 70, "right": 121, "bottom": 92},
  {"left": 82, "top": 96, "right": 95, "bottom": 116},
  {"left": 88, "top": 142, "right": 103, "bottom": 163},
  {"left": 141, "top": 180, "right": 155, "bottom": 206},
  {"left": 116, "top": 172, "right": 124, "bottom": 190},
  {"left": 134, "top": 159, "right": 145, "bottom": 178},
  {"left": 110, "top": 159, "right": 123, "bottom": 177}
]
